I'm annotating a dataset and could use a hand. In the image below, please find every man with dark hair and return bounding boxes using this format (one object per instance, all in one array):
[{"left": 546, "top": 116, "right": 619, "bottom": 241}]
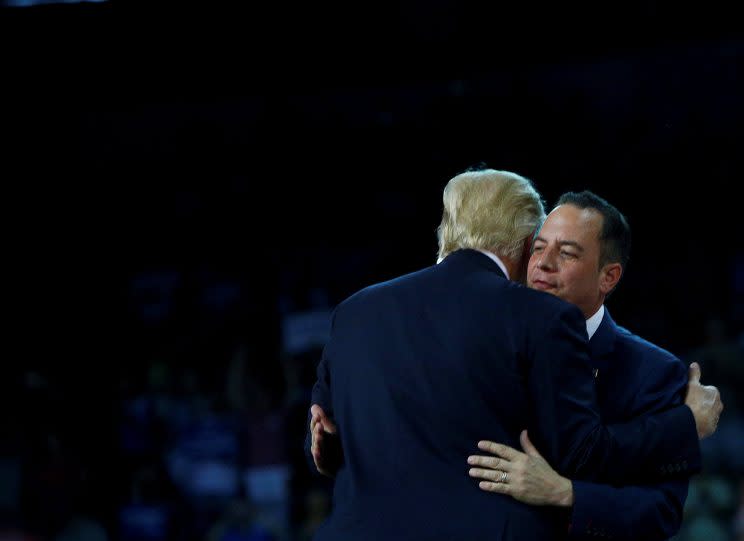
[{"left": 467, "top": 191, "right": 719, "bottom": 540}]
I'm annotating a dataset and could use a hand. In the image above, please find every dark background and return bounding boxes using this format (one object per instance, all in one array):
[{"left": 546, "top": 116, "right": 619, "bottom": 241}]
[{"left": 2, "top": 1, "right": 743, "bottom": 540}]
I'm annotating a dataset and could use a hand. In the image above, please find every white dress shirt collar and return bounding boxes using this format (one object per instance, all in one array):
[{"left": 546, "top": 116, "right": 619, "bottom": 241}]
[{"left": 586, "top": 305, "right": 605, "bottom": 340}]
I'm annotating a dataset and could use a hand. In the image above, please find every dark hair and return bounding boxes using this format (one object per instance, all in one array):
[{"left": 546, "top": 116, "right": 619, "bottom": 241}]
[
  {"left": 463, "top": 161, "right": 490, "bottom": 172},
  {"left": 554, "top": 191, "right": 631, "bottom": 270}
]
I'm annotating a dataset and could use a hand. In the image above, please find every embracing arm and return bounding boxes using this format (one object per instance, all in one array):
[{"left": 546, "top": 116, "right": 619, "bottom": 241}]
[
  {"left": 568, "top": 478, "right": 688, "bottom": 540},
  {"left": 470, "top": 449, "right": 689, "bottom": 541},
  {"left": 469, "top": 431, "right": 688, "bottom": 540},
  {"left": 471, "top": 332, "right": 702, "bottom": 538},
  {"left": 529, "top": 306, "right": 709, "bottom": 484},
  {"left": 567, "top": 353, "right": 695, "bottom": 539}
]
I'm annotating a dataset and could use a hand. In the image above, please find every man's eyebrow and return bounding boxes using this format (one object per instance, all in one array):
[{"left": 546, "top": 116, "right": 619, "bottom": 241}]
[{"left": 533, "top": 236, "right": 584, "bottom": 251}]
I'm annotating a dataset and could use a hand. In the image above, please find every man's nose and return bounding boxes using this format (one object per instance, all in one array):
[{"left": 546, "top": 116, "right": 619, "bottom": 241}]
[{"left": 536, "top": 249, "right": 557, "bottom": 271}]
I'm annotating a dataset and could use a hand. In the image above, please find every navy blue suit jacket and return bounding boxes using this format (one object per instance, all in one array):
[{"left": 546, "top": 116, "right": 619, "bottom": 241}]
[
  {"left": 308, "top": 250, "right": 699, "bottom": 540},
  {"left": 568, "top": 309, "right": 691, "bottom": 540}
]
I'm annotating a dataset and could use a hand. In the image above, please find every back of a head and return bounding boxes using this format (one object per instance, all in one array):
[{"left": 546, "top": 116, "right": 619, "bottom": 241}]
[{"left": 437, "top": 168, "right": 546, "bottom": 262}]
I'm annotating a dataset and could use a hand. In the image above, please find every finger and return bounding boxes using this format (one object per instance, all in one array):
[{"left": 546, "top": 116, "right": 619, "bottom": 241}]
[
  {"left": 312, "top": 404, "right": 338, "bottom": 434},
  {"left": 313, "top": 405, "right": 331, "bottom": 425},
  {"left": 310, "top": 404, "right": 327, "bottom": 424},
  {"left": 312, "top": 431, "right": 324, "bottom": 459},
  {"left": 478, "top": 481, "right": 513, "bottom": 495},
  {"left": 469, "top": 468, "right": 509, "bottom": 482},
  {"left": 688, "top": 362, "right": 701, "bottom": 383},
  {"left": 478, "top": 440, "right": 520, "bottom": 461},
  {"left": 314, "top": 425, "right": 325, "bottom": 449},
  {"left": 312, "top": 444, "right": 321, "bottom": 465},
  {"left": 320, "top": 417, "right": 338, "bottom": 435},
  {"left": 467, "top": 455, "right": 514, "bottom": 471},
  {"left": 520, "top": 430, "right": 542, "bottom": 459},
  {"left": 323, "top": 416, "right": 338, "bottom": 434},
  {"left": 314, "top": 457, "right": 328, "bottom": 476}
]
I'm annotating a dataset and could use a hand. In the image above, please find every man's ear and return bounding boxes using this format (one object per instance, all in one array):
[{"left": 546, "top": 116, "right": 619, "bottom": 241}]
[{"left": 599, "top": 263, "right": 622, "bottom": 295}]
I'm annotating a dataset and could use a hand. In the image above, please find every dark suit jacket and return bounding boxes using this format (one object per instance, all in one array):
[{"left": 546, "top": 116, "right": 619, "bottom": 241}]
[
  {"left": 308, "top": 249, "right": 699, "bottom": 540},
  {"left": 568, "top": 309, "right": 691, "bottom": 540}
]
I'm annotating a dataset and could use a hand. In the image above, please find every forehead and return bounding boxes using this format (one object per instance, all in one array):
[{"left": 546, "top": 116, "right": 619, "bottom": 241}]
[{"left": 538, "top": 204, "right": 603, "bottom": 243}]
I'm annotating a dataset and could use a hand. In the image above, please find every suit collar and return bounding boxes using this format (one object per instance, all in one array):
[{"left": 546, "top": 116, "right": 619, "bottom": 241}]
[
  {"left": 442, "top": 249, "right": 508, "bottom": 280},
  {"left": 476, "top": 249, "right": 510, "bottom": 280},
  {"left": 589, "top": 307, "right": 617, "bottom": 359}
]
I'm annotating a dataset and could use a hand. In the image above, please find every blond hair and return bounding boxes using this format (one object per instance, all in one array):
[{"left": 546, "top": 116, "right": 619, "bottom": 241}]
[{"left": 437, "top": 169, "right": 545, "bottom": 262}]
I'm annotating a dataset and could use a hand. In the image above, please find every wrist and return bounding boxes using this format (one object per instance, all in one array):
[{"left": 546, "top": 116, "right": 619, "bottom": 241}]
[{"left": 554, "top": 477, "right": 574, "bottom": 508}]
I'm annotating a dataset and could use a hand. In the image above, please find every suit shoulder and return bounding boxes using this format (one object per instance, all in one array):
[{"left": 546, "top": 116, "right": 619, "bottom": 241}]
[
  {"left": 610, "top": 324, "right": 689, "bottom": 411},
  {"left": 511, "top": 285, "right": 585, "bottom": 320},
  {"left": 614, "top": 326, "right": 679, "bottom": 363},
  {"left": 614, "top": 325, "right": 686, "bottom": 376},
  {"left": 498, "top": 283, "right": 586, "bottom": 335},
  {"left": 335, "top": 265, "right": 434, "bottom": 311}
]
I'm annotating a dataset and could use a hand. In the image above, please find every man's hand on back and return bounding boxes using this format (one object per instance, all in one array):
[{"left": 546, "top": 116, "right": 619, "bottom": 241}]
[
  {"left": 467, "top": 430, "right": 574, "bottom": 507},
  {"left": 310, "top": 404, "right": 343, "bottom": 477}
]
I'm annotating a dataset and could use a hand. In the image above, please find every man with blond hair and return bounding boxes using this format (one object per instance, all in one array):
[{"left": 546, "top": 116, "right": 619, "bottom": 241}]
[{"left": 306, "top": 169, "right": 716, "bottom": 540}]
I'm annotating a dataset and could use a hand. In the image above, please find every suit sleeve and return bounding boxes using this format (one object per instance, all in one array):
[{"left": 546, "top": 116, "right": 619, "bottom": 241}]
[
  {"left": 569, "top": 479, "right": 688, "bottom": 540},
  {"left": 567, "top": 350, "right": 691, "bottom": 540},
  {"left": 529, "top": 305, "right": 700, "bottom": 484}
]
